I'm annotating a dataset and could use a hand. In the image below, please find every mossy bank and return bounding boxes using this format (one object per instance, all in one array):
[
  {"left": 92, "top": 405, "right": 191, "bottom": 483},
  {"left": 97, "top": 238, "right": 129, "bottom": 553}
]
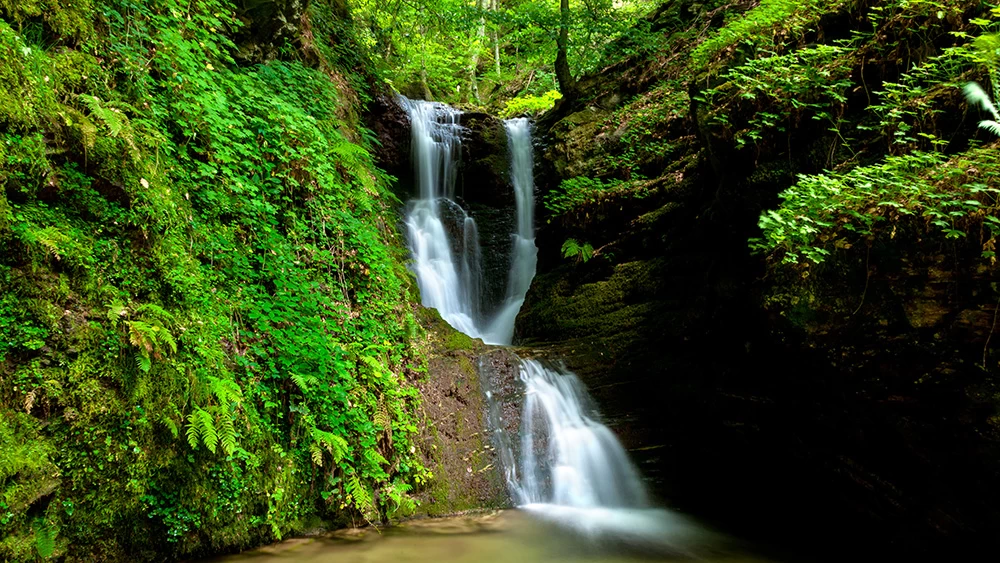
[{"left": 0, "top": 0, "right": 494, "bottom": 560}]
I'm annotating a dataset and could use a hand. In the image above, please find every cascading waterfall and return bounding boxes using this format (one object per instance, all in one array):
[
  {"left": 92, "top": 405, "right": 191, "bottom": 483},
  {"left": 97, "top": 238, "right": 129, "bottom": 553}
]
[
  {"left": 494, "top": 360, "right": 707, "bottom": 552},
  {"left": 401, "top": 97, "right": 704, "bottom": 552},
  {"left": 480, "top": 118, "right": 538, "bottom": 345},
  {"left": 511, "top": 360, "right": 649, "bottom": 508},
  {"left": 401, "top": 97, "right": 483, "bottom": 337},
  {"left": 401, "top": 98, "right": 537, "bottom": 346}
]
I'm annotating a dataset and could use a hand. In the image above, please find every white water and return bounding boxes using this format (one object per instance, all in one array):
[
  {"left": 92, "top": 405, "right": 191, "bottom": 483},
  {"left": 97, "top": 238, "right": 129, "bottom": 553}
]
[
  {"left": 401, "top": 98, "right": 483, "bottom": 337},
  {"left": 512, "top": 360, "right": 649, "bottom": 508},
  {"left": 401, "top": 97, "right": 705, "bottom": 552},
  {"left": 499, "top": 360, "right": 707, "bottom": 552},
  {"left": 479, "top": 118, "right": 538, "bottom": 345},
  {"left": 401, "top": 99, "right": 537, "bottom": 346}
]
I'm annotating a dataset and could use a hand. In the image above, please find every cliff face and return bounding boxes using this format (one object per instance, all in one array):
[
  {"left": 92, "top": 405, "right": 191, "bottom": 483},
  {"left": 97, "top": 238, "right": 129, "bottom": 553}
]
[{"left": 519, "top": 0, "right": 1000, "bottom": 556}]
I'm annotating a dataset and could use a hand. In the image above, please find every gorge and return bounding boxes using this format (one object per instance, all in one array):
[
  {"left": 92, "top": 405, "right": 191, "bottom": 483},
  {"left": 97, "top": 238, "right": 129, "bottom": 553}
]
[{"left": 4, "top": 0, "right": 1000, "bottom": 561}]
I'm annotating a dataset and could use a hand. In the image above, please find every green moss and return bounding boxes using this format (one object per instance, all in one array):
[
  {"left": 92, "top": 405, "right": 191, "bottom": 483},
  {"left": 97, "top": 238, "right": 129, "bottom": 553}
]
[{"left": 445, "top": 330, "right": 476, "bottom": 351}]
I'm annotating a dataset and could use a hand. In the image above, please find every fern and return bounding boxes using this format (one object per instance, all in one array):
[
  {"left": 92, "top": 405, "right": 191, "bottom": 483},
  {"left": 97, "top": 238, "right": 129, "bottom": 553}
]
[
  {"left": 80, "top": 94, "right": 139, "bottom": 157},
  {"left": 218, "top": 411, "right": 237, "bottom": 455},
  {"left": 290, "top": 372, "right": 318, "bottom": 393},
  {"left": 345, "top": 473, "right": 374, "bottom": 516},
  {"left": 311, "top": 427, "right": 349, "bottom": 464},
  {"left": 373, "top": 396, "right": 391, "bottom": 432},
  {"left": 364, "top": 448, "right": 388, "bottom": 469},
  {"left": 561, "top": 239, "right": 594, "bottom": 263},
  {"left": 33, "top": 520, "right": 55, "bottom": 559},
  {"left": 963, "top": 82, "right": 1000, "bottom": 137},
  {"left": 186, "top": 407, "right": 219, "bottom": 453},
  {"left": 383, "top": 479, "right": 416, "bottom": 517},
  {"left": 310, "top": 442, "right": 324, "bottom": 466},
  {"left": 358, "top": 354, "right": 386, "bottom": 378}
]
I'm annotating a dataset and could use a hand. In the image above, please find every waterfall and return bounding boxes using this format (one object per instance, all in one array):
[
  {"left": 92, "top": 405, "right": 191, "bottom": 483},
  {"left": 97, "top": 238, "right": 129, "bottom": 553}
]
[
  {"left": 481, "top": 118, "right": 538, "bottom": 345},
  {"left": 401, "top": 99, "right": 536, "bottom": 346},
  {"left": 510, "top": 359, "right": 649, "bottom": 508},
  {"left": 401, "top": 97, "right": 702, "bottom": 551},
  {"left": 401, "top": 97, "right": 483, "bottom": 337},
  {"left": 485, "top": 358, "right": 707, "bottom": 552}
]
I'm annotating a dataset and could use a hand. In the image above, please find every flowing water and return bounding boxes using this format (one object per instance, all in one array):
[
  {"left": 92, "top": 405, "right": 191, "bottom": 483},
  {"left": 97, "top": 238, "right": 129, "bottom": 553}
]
[
  {"left": 400, "top": 99, "right": 536, "bottom": 346},
  {"left": 212, "top": 99, "right": 776, "bottom": 562}
]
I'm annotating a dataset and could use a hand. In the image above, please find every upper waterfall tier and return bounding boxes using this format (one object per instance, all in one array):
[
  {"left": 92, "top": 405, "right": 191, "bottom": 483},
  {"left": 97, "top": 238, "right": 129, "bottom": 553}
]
[{"left": 400, "top": 97, "right": 537, "bottom": 346}]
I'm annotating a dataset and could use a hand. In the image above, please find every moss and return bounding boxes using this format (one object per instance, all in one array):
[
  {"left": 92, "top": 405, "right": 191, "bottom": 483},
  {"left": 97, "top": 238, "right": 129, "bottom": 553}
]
[{"left": 445, "top": 330, "right": 476, "bottom": 352}]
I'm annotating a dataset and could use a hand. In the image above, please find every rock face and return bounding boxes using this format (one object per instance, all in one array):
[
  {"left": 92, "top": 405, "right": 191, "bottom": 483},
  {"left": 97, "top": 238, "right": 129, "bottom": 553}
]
[
  {"left": 516, "top": 1, "right": 1000, "bottom": 559},
  {"left": 365, "top": 94, "right": 413, "bottom": 201},
  {"left": 411, "top": 308, "right": 515, "bottom": 515},
  {"left": 459, "top": 113, "right": 515, "bottom": 318}
]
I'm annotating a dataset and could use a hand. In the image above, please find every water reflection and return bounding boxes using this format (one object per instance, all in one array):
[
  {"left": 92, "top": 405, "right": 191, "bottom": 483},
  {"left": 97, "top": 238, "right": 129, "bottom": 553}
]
[{"left": 206, "top": 511, "right": 770, "bottom": 563}]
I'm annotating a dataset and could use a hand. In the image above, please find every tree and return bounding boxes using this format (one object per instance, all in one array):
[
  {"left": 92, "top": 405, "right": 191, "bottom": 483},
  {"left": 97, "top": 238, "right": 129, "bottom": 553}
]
[{"left": 554, "top": 0, "right": 578, "bottom": 99}]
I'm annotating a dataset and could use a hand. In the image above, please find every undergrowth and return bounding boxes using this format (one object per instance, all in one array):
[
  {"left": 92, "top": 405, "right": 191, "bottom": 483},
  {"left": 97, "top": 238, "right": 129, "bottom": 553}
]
[{"left": 0, "top": 0, "right": 427, "bottom": 560}]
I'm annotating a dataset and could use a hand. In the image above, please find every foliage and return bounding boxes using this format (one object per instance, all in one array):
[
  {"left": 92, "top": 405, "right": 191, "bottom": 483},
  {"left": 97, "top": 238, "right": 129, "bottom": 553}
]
[
  {"left": 544, "top": 176, "right": 623, "bottom": 217},
  {"left": 702, "top": 45, "right": 853, "bottom": 149},
  {"left": 561, "top": 238, "right": 594, "bottom": 263},
  {"left": 0, "top": 0, "right": 428, "bottom": 559},
  {"left": 501, "top": 89, "right": 562, "bottom": 117},
  {"left": 350, "top": 0, "right": 660, "bottom": 105},
  {"left": 689, "top": 0, "right": 845, "bottom": 71},
  {"left": 748, "top": 2, "right": 1000, "bottom": 264},
  {"left": 750, "top": 149, "right": 1000, "bottom": 264}
]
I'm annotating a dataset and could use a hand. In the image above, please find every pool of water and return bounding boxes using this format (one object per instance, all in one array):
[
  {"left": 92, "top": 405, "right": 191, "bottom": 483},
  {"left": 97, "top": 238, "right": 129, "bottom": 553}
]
[{"left": 206, "top": 510, "right": 774, "bottom": 563}]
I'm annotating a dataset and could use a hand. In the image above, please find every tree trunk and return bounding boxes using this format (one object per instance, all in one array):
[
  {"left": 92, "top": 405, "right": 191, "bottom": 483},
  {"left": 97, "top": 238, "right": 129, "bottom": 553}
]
[
  {"left": 555, "top": 0, "right": 576, "bottom": 99},
  {"left": 492, "top": 0, "right": 501, "bottom": 79},
  {"left": 468, "top": 0, "right": 486, "bottom": 103}
]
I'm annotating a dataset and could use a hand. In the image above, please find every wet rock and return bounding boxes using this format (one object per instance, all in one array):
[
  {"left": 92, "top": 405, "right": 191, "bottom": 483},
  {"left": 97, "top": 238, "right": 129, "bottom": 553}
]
[
  {"left": 411, "top": 307, "right": 513, "bottom": 515},
  {"left": 366, "top": 94, "right": 413, "bottom": 201}
]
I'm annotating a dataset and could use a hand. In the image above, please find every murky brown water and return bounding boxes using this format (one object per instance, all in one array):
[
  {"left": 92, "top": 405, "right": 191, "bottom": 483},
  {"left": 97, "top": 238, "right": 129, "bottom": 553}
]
[{"left": 205, "top": 510, "right": 774, "bottom": 563}]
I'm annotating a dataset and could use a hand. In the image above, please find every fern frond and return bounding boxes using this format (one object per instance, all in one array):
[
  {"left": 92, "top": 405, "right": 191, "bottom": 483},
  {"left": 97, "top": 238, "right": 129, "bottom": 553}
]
[
  {"left": 199, "top": 409, "right": 219, "bottom": 453},
  {"left": 186, "top": 412, "right": 201, "bottom": 449},
  {"left": 34, "top": 519, "right": 56, "bottom": 559},
  {"left": 291, "top": 372, "right": 309, "bottom": 393},
  {"left": 209, "top": 376, "right": 244, "bottom": 406},
  {"left": 310, "top": 442, "right": 324, "bottom": 466},
  {"left": 979, "top": 120, "right": 1000, "bottom": 137},
  {"left": 135, "top": 303, "right": 174, "bottom": 325},
  {"left": 964, "top": 82, "right": 1000, "bottom": 121},
  {"left": 187, "top": 408, "right": 219, "bottom": 453},
  {"left": 346, "top": 473, "right": 374, "bottom": 515},
  {"left": 374, "top": 397, "right": 391, "bottom": 432},
  {"left": 312, "top": 428, "right": 349, "bottom": 462},
  {"left": 159, "top": 329, "right": 178, "bottom": 355},
  {"left": 219, "top": 411, "right": 237, "bottom": 455},
  {"left": 162, "top": 415, "right": 179, "bottom": 439},
  {"left": 364, "top": 448, "right": 388, "bottom": 468},
  {"left": 359, "top": 355, "right": 385, "bottom": 377}
]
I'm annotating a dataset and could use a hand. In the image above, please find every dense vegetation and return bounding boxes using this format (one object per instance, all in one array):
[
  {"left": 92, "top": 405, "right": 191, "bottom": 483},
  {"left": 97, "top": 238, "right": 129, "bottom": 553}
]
[
  {"left": 540, "top": 0, "right": 1000, "bottom": 272},
  {"left": 349, "top": 0, "right": 660, "bottom": 110},
  {"left": 6, "top": 0, "right": 1000, "bottom": 559},
  {"left": 0, "top": 0, "right": 430, "bottom": 560}
]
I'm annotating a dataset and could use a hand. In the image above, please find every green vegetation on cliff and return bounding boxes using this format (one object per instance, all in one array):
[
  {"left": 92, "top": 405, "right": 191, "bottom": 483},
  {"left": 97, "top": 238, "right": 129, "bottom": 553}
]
[
  {"left": 0, "top": 0, "right": 430, "bottom": 560},
  {"left": 537, "top": 0, "right": 1000, "bottom": 270}
]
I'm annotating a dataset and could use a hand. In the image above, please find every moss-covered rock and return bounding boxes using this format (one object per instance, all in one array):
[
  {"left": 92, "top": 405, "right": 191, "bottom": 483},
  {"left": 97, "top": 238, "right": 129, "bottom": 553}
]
[{"left": 411, "top": 307, "right": 511, "bottom": 516}]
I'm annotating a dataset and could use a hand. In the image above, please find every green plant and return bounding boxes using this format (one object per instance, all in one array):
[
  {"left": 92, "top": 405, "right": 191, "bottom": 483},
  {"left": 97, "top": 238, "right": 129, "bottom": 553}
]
[
  {"left": 751, "top": 149, "right": 1000, "bottom": 264},
  {"left": 500, "top": 90, "right": 561, "bottom": 117},
  {"left": 561, "top": 239, "right": 594, "bottom": 263},
  {"left": 964, "top": 82, "right": 1000, "bottom": 136}
]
